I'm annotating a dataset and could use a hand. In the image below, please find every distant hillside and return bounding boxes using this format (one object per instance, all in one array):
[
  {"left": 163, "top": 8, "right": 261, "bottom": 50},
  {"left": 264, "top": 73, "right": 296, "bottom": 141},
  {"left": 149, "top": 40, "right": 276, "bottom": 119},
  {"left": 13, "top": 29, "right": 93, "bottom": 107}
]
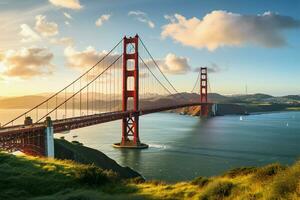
[
  {"left": 0, "top": 95, "right": 48, "bottom": 109},
  {"left": 227, "top": 93, "right": 300, "bottom": 104},
  {"left": 0, "top": 92, "right": 299, "bottom": 109}
]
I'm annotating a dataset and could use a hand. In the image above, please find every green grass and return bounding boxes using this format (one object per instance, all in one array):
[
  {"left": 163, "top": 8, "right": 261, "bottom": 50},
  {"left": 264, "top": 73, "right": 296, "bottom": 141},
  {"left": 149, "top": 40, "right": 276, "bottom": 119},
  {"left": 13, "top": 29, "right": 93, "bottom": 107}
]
[{"left": 1, "top": 152, "right": 300, "bottom": 200}]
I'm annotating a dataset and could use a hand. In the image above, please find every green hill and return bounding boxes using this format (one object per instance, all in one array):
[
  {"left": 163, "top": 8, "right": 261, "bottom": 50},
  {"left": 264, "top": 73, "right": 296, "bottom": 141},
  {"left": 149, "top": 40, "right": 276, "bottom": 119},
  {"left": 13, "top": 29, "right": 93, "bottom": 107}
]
[
  {"left": 1, "top": 149, "right": 300, "bottom": 199},
  {"left": 54, "top": 139, "right": 142, "bottom": 179}
]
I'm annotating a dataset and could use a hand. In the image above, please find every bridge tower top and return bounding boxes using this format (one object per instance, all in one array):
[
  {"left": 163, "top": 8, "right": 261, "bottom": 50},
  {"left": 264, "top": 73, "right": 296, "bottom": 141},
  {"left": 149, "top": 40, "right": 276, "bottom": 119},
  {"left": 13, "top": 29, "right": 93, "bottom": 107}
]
[
  {"left": 200, "top": 67, "right": 208, "bottom": 103},
  {"left": 122, "top": 34, "right": 139, "bottom": 112}
]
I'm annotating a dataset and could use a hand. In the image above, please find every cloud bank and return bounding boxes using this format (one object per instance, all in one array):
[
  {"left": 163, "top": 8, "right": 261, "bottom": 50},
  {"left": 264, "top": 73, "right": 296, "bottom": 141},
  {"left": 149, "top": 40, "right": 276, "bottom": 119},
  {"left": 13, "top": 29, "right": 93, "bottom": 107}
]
[
  {"left": 35, "top": 15, "right": 58, "bottom": 37},
  {"left": 64, "top": 46, "right": 190, "bottom": 75},
  {"left": 95, "top": 14, "right": 111, "bottom": 27},
  {"left": 162, "top": 11, "right": 300, "bottom": 51},
  {"left": 20, "top": 24, "right": 41, "bottom": 43},
  {"left": 0, "top": 47, "right": 54, "bottom": 79},
  {"left": 64, "top": 46, "right": 119, "bottom": 70},
  {"left": 50, "top": 37, "right": 74, "bottom": 46},
  {"left": 146, "top": 53, "right": 191, "bottom": 74},
  {"left": 49, "top": 0, "right": 82, "bottom": 10}
]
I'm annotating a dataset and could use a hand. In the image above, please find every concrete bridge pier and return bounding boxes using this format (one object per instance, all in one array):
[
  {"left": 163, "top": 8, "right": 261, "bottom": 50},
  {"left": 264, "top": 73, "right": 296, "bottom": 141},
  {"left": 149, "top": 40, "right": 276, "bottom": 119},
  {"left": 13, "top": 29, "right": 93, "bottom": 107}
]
[
  {"left": 212, "top": 104, "right": 218, "bottom": 116},
  {"left": 44, "top": 117, "right": 54, "bottom": 157},
  {"left": 200, "top": 104, "right": 218, "bottom": 118}
]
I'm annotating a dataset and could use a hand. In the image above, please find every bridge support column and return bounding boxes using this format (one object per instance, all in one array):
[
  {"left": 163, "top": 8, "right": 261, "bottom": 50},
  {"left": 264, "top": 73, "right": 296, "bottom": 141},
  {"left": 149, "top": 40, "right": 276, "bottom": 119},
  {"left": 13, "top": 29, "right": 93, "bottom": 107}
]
[
  {"left": 44, "top": 116, "right": 54, "bottom": 157},
  {"left": 212, "top": 104, "right": 218, "bottom": 116},
  {"left": 113, "top": 35, "right": 148, "bottom": 149}
]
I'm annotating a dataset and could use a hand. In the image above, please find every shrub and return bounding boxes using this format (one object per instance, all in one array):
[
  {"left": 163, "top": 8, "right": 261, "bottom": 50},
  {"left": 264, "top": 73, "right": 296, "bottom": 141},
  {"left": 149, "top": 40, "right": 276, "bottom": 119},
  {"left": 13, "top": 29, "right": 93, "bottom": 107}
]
[
  {"left": 42, "top": 164, "right": 57, "bottom": 172},
  {"left": 200, "top": 181, "right": 234, "bottom": 200},
  {"left": 267, "top": 167, "right": 300, "bottom": 199},
  {"left": 222, "top": 167, "right": 257, "bottom": 178},
  {"left": 128, "top": 177, "right": 146, "bottom": 184},
  {"left": 147, "top": 180, "right": 166, "bottom": 186},
  {"left": 253, "top": 164, "right": 285, "bottom": 181},
  {"left": 191, "top": 176, "right": 210, "bottom": 187},
  {"left": 74, "top": 165, "right": 116, "bottom": 186}
]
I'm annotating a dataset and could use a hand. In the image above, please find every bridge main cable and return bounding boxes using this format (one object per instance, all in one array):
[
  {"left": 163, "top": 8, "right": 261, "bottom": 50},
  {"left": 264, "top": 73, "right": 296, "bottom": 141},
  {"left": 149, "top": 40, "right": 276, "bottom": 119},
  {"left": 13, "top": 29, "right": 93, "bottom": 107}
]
[
  {"left": 139, "top": 36, "right": 193, "bottom": 102},
  {"left": 191, "top": 71, "right": 200, "bottom": 93},
  {"left": 35, "top": 55, "right": 122, "bottom": 124}
]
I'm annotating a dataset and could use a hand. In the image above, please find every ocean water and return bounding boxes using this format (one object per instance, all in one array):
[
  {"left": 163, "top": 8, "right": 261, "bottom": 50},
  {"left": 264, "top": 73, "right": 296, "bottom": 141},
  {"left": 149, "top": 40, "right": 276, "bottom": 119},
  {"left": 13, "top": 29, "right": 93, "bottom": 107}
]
[{"left": 57, "top": 111, "right": 300, "bottom": 181}]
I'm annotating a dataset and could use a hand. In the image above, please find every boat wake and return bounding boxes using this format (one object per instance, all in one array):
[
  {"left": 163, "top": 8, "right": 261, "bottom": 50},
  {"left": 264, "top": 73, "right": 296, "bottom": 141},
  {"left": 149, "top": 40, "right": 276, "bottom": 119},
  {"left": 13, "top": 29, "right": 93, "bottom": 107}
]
[{"left": 148, "top": 144, "right": 168, "bottom": 150}]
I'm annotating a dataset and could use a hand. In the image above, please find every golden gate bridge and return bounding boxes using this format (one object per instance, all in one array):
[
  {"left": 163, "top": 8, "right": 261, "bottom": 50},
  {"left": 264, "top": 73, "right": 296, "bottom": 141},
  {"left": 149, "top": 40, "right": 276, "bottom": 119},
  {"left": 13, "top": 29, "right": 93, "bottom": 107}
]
[{"left": 0, "top": 35, "right": 214, "bottom": 157}]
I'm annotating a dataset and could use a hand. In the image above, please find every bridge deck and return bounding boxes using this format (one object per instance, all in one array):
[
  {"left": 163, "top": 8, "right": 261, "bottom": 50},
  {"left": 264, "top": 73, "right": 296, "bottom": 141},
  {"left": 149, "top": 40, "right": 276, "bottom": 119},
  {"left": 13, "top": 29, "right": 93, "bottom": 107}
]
[{"left": 0, "top": 102, "right": 211, "bottom": 136}]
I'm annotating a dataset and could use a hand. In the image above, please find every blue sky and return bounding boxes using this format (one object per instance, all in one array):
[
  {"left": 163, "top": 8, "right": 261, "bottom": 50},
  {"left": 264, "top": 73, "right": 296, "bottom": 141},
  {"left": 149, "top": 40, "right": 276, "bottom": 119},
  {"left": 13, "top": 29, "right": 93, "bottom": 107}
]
[{"left": 0, "top": 0, "right": 299, "bottom": 96}]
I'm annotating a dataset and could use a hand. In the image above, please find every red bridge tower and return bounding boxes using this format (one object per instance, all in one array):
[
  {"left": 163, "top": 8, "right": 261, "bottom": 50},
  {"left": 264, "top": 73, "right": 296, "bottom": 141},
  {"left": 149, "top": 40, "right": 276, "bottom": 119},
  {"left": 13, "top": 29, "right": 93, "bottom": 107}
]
[
  {"left": 114, "top": 35, "right": 148, "bottom": 149},
  {"left": 200, "top": 67, "right": 209, "bottom": 117}
]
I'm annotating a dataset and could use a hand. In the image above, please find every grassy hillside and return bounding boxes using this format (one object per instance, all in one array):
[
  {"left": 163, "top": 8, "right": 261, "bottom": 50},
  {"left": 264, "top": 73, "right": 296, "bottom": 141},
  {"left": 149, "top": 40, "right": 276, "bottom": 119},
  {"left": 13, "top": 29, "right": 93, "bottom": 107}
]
[
  {"left": 54, "top": 139, "right": 142, "bottom": 179},
  {"left": 1, "top": 152, "right": 300, "bottom": 200}
]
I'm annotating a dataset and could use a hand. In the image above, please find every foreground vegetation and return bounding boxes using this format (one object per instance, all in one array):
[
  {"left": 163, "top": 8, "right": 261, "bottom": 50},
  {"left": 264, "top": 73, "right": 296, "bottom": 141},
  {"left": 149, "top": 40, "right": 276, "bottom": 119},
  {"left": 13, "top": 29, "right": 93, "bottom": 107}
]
[{"left": 1, "top": 152, "right": 300, "bottom": 200}]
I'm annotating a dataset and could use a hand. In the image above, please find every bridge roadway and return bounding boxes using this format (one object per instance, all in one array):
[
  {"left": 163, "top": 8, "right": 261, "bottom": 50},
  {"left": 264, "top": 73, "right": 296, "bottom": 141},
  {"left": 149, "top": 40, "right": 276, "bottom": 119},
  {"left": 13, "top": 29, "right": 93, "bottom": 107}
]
[{"left": 0, "top": 102, "right": 211, "bottom": 136}]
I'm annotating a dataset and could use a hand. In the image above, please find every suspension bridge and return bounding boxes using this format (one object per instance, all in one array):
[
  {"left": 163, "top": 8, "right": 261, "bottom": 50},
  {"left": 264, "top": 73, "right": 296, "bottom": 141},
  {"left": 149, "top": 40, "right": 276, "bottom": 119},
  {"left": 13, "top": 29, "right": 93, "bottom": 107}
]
[{"left": 0, "top": 35, "right": 215, "bottom": 157}]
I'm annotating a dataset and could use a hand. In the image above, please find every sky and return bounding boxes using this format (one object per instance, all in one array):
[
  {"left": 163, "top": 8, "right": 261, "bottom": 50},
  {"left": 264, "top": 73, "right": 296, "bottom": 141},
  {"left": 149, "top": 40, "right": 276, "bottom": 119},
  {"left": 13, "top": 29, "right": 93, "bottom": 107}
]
[{"left": 0, "top": 0, "right": 299, "bottom": 97}]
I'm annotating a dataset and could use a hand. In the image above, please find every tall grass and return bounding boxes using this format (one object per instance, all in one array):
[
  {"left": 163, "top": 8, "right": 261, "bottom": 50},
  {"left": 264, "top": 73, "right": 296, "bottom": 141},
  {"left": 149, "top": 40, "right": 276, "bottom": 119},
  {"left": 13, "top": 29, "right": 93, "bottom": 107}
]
[{"left": 1, "top": 152, "right": 300, "bottom": 200}]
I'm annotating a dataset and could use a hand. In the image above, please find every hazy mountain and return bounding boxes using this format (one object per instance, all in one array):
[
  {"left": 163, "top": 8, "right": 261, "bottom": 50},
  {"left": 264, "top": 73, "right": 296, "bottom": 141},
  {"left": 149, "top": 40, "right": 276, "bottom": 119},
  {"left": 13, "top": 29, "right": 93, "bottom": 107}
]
[{"left": 0, "top": 93, "right": 299, "bottom": 109}]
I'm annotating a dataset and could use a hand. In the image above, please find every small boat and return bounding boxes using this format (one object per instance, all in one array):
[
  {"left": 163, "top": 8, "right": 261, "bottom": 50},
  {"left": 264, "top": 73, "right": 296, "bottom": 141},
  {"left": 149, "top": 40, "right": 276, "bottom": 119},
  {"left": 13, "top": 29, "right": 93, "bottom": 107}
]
[{"left": 240, "top": 116, "right": 243, "bottom": 121}]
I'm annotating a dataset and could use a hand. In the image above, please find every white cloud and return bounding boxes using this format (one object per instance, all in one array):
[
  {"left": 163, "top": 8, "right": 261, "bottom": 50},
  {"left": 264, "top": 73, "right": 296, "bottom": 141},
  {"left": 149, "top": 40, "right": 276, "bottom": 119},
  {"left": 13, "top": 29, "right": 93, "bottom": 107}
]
[
  {"left": 63, "top": 12, "right": 72, "bottom": 19},
  {"left": 146, "top": 53, "right": 191, "bottom": 74},
  {"left": 19, "top": 24, "right": 41, "bottom": 43},
  {"left": 0, "top": 47, "right": 54, "bottom": 79},
  {"left": 128, "top": 10, "right": 155, "bottom": 28},
  {"left": 49, "top": 0, "right": 82, "bottom": 10},
  {"left": 162, "top": 11, "right": 300, "bottom": 51},
  {"left": 128, "top": 11, "right": 145, "bottom": 16},
  {"left": 95, "top": 14, "right": 111, "bottom": 27},
  {"left": 64, "top": 46, "right": 119, "bottom": 70},
  {"left": 35, "top": 15, "right": 58, "bottom": 37},
  {"left": 0, "top": 5, "right": 52, "bottom": 50},
  {"left": 50, "top": 37, "right": 74, "bottom": 46}
]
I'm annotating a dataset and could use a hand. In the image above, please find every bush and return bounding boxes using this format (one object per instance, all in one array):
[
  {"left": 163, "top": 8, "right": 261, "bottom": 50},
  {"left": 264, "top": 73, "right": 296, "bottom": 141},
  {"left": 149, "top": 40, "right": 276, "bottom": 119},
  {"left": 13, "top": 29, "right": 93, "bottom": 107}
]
[
  {"left": 74, "top": 165, "right": 116, "bottom": 186},
  {"left": 253, "top": 164, "right": 285, "bottom": 181},
  {"left": 267, "top": 167, "right": 300, "bottom": 199},
  {"left": 200, "top": 181, "right": 234, "bottom": 200},
  {"left": 191, "top": 177, "right": 210, "bottom": 187},
  {"left": 128, "top": 177, "right": 146, "bottom": 184},
  {"left": 222, "top": 167, "right": 257, "bottom": 178},
  {"left": 146, "top": 180, "right": 166, "bottom": 186}
]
